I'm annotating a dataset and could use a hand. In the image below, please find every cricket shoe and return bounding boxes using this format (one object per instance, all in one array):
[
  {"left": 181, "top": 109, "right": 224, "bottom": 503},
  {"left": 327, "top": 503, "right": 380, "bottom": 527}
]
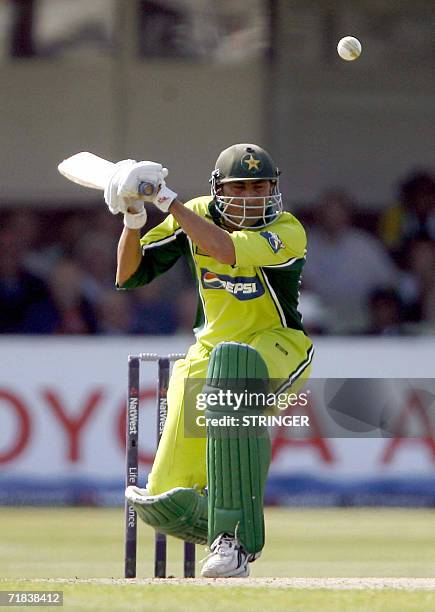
[{"left": 200, "top": 533, "right": 250, "bottom": 578}]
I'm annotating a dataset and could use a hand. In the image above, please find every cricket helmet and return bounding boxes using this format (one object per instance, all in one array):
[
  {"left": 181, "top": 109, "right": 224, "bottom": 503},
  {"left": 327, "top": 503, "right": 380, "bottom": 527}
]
[{"left": 210, "top": 143, "right": 283, "bottom": 229}]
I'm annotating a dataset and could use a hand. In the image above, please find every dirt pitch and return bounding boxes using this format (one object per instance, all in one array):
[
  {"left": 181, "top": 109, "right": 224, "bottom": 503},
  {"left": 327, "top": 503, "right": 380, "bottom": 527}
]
[{"left": 25, "top": 577, "right": 435, "bottom": 590}]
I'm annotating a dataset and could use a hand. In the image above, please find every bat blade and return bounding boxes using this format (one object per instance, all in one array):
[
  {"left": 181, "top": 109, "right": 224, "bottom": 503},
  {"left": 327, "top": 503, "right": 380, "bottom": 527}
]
[{"left": 58, "top": 152, "right": 115, "bottom": 191}]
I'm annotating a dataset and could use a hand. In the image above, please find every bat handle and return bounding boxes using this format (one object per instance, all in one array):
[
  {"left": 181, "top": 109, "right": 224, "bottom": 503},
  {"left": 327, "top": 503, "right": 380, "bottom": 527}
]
[{"left": 138, "top": 181, "right": 157, "bottom": 197}]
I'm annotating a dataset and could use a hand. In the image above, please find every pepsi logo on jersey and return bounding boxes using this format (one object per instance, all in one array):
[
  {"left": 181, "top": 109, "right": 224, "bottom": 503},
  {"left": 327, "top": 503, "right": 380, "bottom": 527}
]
[{"left": 201, "top": 269, "right": 265, "bottom": 301}]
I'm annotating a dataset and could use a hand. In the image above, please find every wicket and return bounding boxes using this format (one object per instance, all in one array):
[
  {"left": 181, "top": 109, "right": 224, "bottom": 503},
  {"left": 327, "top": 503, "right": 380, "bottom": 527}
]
[{"left": 124, "top": 352, "right": 196, "bottom": 579}]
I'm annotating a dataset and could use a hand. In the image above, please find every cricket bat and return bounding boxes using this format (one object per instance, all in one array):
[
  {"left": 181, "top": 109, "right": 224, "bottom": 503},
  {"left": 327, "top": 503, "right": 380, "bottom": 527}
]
[{"left": 57, "top": 152, "right": 156, "bottom": 196}]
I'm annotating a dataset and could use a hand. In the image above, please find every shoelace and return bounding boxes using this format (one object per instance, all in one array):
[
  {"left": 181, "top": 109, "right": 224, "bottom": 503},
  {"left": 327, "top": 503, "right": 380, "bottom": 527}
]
[
  {"left": 214, "top": 534, "right": 236, "bottom": 556},
  {"left": 199, "top": 533, "right": 238, "bottom": 564}
]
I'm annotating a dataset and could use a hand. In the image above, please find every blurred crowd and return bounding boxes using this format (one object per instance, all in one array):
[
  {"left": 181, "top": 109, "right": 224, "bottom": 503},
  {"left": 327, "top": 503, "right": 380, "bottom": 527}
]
[{"left": 1, "top": 168, "right": 434, "bottom": 336}]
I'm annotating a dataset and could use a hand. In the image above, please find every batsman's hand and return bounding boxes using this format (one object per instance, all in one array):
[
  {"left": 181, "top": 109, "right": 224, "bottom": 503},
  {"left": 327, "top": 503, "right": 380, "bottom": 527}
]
[
  {"left": 117, "top": 161, "right": 178, "bottom": 213},
  {"left": 104, "top": 159, "right": 138, "bottom": 215},
  {"left": 104, "top": 159, "right": 165, "bottom": 214},
  {"left": 123, "top": 199, "right": 148, "bottom": 230}
]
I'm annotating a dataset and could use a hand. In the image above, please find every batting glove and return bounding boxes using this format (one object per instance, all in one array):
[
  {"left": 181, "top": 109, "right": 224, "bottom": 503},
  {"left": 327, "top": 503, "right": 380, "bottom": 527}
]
[
  {"left": 104, "top": 159, "right": 137, "bottom": 214},
  {"left": 152, "top": 182, "right": 178, "bottom": 213},
  {"left": 124, "top": 201, "right": 148, "bottom": 230},
  {"left": 117, "top": 161, "right": 178, "bottom": 213}
]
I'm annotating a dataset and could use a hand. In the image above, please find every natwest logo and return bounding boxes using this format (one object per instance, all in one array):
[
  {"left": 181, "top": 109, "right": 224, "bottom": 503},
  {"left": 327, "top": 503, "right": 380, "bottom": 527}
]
[
  {"left": 201, "top": 269, "right": 264, "bottom": 301},
  {"left": 128, "top": 397, "right": 138, "bottom": 434}
]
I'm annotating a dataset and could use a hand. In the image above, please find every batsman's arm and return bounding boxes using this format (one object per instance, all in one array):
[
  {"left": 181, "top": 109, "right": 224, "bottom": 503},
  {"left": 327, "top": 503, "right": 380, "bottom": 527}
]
[
  {"left": 116, "top": 197, "right": 235, "bottom": 286},
  {"left": 116, "top": 226, "right": 142, "bottom": 286},
  {"left": 169, "top": 200, "right": 235, "bottom": 265}
]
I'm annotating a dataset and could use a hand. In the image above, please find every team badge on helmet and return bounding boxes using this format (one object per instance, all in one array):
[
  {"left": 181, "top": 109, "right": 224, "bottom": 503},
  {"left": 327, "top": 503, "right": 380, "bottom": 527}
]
[
  {"left": 241, "top": 154, "right": 262, "bottom": 174},
  {"left": 210, "top": 143, "right": 283, "bottom": 230}
]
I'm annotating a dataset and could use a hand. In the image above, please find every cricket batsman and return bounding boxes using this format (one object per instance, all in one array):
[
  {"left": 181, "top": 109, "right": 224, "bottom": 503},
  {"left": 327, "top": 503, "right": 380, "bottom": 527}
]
[{"left": 105, "top": 144, "right": 314, "bottom": 577}]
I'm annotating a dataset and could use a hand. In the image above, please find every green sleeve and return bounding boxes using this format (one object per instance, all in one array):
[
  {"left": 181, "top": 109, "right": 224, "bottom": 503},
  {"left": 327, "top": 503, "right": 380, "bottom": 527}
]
[{"left": 116, "top": 215, "right": 189, "bottom": 289}]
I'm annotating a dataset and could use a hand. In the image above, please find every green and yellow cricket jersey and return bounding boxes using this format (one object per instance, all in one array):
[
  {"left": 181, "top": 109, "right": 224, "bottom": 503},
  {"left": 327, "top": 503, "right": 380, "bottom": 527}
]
[{"left": 118, "top": 197, "right": 307, "bottom": 349}]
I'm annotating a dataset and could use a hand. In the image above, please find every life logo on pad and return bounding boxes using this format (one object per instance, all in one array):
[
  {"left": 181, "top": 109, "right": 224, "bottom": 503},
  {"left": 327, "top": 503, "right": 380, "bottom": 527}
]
[
  {"left": 201, "top": 269, "right": 264, "bottom": 300},
  {"left": 260, "top": 231, "right": 285, "bottom": 254}
]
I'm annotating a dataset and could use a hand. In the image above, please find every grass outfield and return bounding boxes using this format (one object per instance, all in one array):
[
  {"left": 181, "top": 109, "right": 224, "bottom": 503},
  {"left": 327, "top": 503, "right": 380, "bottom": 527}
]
[{"left": 1, "top": 507, "right": 435, "bottom": 610}]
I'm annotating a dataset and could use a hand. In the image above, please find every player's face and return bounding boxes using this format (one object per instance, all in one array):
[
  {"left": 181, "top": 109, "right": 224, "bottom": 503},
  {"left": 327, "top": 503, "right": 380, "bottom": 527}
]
[{"left": 220, "top": 180, "right": 272, "bottom": 228}]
